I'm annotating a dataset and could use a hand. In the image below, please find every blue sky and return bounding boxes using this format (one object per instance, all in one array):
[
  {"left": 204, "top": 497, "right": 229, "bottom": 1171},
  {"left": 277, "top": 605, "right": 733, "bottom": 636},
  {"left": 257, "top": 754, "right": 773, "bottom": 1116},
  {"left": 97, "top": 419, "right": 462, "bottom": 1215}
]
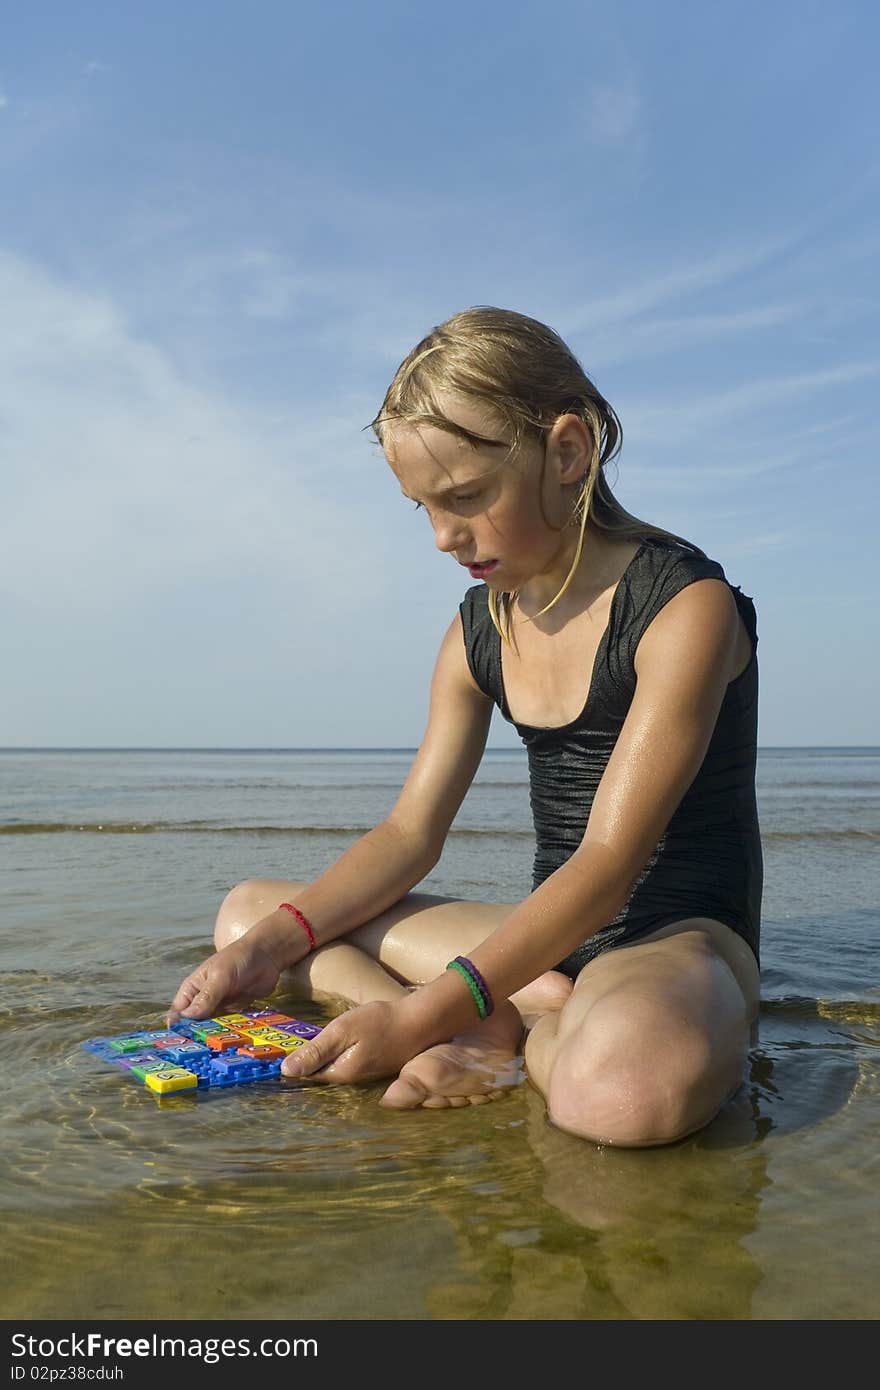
[{"left": 2, "top": 0, "right": 877, "bottom": 748}]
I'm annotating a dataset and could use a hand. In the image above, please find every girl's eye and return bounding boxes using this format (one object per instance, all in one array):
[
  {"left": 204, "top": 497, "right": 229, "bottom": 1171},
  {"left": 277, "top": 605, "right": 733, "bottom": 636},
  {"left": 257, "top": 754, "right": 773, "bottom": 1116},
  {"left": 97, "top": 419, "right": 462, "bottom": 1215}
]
[{"left": 411, "top": 492, "right": 480, "bottom": 513}]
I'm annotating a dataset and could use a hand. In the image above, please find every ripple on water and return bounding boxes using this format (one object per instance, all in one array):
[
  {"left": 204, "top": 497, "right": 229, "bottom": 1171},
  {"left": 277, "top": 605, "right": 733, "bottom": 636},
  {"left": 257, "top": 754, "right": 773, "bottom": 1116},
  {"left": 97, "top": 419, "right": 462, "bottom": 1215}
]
[{"left": 1, "top": 970, "right": 877, "bottom": 1320}]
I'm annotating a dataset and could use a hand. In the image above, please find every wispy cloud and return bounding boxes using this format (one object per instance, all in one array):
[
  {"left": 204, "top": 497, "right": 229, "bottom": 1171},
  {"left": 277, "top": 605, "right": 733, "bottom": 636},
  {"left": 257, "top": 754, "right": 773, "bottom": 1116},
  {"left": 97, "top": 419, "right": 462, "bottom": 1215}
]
[
  {"left": 0, "top": 250, "right": 381, "bottom": 621},
  {"left": 586, "top": 301, "right": 807, "bottom": 368},
  {"left": 623, "top": 360, "right": 880, "bottom": 444},
  {"left": 560, "top": 235, "right": 802, "bottom": 338},
  {"left": 586, "top": 71, "right": 642, "bottom": 146}
]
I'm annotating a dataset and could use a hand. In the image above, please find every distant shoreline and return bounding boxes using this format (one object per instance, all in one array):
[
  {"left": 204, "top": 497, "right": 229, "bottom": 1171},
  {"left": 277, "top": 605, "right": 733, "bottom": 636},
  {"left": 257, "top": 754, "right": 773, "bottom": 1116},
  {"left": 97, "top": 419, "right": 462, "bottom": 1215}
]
[{"left": 2, "top": 746, "right": 878, "bottom": 755}]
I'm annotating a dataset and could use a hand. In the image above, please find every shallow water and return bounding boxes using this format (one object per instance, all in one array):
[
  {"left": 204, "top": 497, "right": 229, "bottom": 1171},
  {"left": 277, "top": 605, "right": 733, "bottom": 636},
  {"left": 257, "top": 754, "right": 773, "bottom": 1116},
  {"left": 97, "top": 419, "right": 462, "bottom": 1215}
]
[{"left": 2, "top": 747, "right": 878, "bottom": 1320}]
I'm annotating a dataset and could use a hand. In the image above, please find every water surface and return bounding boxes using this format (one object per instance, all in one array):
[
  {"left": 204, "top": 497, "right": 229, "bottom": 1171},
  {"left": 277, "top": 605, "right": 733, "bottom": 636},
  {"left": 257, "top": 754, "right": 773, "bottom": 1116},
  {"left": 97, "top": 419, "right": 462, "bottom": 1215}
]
[{"left": 2, "top": 747, "right": 877, "bottom": 1320}]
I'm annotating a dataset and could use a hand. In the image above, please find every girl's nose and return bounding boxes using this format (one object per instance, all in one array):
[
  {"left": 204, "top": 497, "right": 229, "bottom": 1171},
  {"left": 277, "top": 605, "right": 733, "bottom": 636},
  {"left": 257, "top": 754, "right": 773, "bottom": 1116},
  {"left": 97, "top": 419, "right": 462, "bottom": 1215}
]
[{"left": 432, "top": 512, "right": 468, "bottom": 555}]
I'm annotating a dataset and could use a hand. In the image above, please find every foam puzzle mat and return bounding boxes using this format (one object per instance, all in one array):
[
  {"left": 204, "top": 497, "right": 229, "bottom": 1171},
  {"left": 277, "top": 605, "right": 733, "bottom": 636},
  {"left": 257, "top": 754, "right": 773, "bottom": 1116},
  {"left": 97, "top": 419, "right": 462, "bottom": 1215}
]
[{"left": 81, "top": 1010, "right": 322, "bottom": 1096}]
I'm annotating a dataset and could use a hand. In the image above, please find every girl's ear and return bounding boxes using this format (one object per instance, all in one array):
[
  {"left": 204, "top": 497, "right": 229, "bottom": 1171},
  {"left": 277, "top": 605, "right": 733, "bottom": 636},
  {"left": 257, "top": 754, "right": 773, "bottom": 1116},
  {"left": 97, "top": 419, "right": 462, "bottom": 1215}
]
[{"left": 549, "top": 413, "right": 594, "bottom": 485}]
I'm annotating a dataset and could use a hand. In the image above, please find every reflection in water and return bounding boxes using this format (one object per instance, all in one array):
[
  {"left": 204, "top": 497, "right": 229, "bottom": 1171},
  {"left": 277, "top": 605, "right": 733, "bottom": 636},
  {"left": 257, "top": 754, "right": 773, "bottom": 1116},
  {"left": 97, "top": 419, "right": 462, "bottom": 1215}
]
[
  {"left": 421, "top": 1007, "right": 868, "bottom": 1321},
  {"left": 421, "top": 1081, "right": 769, "bottom": 1319}
]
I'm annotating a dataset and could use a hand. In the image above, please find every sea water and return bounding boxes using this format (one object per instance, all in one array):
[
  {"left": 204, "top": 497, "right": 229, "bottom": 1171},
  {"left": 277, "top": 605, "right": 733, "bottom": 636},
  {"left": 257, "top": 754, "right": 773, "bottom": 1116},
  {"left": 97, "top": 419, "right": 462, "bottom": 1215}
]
[{"left": 1, "top": 747, "right": 877, "bottom": 1320}]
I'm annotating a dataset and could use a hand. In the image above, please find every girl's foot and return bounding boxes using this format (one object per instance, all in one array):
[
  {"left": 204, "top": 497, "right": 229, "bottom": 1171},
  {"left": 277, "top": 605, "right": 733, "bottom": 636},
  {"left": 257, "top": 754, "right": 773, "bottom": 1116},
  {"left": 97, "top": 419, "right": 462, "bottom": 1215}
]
[
  {"left": 379, "top": 1000, "right": 527, "bottom": 1109},
  {"left": 510, "top": 968, "right": 573, "bottom": 1024}
]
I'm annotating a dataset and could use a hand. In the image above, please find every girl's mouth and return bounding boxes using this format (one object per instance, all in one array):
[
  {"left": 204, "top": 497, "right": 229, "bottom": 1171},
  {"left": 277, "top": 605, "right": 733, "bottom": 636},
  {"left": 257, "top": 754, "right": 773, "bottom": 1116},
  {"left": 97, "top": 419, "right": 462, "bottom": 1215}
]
[{"left": 467, "top": 560, "right": 498, "bottom": 578}]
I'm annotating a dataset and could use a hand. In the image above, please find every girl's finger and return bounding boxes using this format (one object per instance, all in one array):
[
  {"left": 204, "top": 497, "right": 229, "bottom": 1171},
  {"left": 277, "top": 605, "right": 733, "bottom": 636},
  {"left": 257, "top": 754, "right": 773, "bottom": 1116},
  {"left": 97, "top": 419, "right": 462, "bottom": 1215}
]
[
  {"left": 167, "top": 972, "right": 205, "bottom": 1025},
  {"left": 281, "top": 1029, "right": 343, "bottom": 1078},
  {"left": 178, "top": 975, "right": 230, "bottom": 1021}
]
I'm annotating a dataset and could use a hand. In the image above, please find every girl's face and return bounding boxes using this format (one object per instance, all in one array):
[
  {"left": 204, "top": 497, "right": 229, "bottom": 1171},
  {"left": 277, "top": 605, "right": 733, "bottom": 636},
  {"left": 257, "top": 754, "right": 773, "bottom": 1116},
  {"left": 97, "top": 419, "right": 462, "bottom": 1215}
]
[{"left": 382, "top": 395, "right": 591, "bottom": 598}]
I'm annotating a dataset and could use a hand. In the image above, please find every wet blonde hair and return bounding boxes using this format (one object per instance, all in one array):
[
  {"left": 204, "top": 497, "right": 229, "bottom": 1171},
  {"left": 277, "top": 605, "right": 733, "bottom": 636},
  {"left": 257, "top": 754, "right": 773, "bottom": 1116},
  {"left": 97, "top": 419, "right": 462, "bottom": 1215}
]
[{"left": 371, "top": 306, "right": 706, "bottom": 643}]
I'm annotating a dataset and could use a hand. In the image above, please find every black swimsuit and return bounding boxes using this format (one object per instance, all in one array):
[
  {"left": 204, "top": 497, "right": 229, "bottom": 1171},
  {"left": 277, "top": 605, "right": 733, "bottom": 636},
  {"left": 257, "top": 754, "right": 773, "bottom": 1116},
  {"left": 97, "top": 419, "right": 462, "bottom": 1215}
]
[{"left": 459, "top": 538, "right": 763, "bottom": 979}]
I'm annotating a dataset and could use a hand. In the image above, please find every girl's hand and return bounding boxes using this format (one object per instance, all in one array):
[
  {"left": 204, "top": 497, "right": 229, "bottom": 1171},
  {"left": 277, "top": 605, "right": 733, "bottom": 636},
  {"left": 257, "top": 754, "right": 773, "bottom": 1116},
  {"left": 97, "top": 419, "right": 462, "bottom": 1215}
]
[
  {"left": 167, "top": 931, "right": 284, "bottom": 1025},
  {"left": 280, "top": 999, "right": 426, "bottom": 1084}
]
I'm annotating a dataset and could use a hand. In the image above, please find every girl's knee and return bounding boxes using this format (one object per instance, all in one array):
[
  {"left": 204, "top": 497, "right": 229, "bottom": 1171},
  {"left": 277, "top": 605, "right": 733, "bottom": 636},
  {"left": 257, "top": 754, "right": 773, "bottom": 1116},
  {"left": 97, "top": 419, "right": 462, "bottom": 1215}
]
[
  {"left": 547, "top": 1062, "right": 696, "bottom": 1146},
  {"left": 213, "top": 878, "right": 306, "bottom": 949},
  {"left": 214, "top": 881, "right": 255, "bottom": 948},
  {"left": 544, "top": 1006, "right": 738, "bottom": 1146}
]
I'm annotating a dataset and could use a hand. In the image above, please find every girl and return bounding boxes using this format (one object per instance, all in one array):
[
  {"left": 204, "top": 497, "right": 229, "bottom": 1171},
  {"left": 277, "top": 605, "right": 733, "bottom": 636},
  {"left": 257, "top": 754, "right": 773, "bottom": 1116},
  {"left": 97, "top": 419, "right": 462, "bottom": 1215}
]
[{"left": 168, "top": 306, "right": 762, "bottom": 1147}]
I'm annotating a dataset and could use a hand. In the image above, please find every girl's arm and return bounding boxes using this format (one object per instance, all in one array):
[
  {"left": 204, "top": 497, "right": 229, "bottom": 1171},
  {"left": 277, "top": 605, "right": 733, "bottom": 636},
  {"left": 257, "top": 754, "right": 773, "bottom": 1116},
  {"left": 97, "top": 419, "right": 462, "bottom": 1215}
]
[
  {"left": 284, "top": 578, "right": 746, "bottom": 1076},
  {"left": 261, "top": 612, "right": 495, "bottom": 964},
  {"left": 168, "top": 613, "right": 494, "bottom": 1020}
]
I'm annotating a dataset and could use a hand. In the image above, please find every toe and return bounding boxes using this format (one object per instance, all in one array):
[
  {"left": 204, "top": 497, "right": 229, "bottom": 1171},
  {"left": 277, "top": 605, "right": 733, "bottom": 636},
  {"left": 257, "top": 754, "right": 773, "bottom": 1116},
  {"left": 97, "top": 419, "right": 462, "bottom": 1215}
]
[{"left": 379, "top": 1074, "right": 430, "bottom": 1109}]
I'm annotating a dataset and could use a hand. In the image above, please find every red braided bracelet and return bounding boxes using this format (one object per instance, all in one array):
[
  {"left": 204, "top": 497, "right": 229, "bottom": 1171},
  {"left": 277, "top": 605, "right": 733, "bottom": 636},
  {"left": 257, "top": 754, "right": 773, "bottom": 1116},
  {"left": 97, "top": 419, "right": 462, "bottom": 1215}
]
[{"left": 278, "top": 902, "right": 316, "bottom": 951}]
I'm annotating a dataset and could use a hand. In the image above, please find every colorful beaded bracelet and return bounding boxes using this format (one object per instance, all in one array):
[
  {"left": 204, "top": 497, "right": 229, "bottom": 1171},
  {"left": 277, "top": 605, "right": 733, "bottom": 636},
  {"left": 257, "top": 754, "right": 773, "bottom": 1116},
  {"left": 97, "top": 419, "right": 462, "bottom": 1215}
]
[{"left": 446, "top": 955, "right": 494, "bottom": 1020}]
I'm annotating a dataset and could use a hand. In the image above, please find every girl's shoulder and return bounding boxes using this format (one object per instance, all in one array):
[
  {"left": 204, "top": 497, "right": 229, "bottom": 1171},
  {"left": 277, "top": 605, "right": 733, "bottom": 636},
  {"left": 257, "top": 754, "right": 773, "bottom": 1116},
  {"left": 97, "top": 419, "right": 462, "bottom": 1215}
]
[
  {"left": 639, "top": 533, "right": 718, "bottom": 565},
  {"left": 630, "top": 536, "right": 758, "bottom": 655},
  {"left": 458, "top": 582, "right": 495, "bottom": 654},
  {"left": 458, "top": 583, "right": 503, "bottom": 708},
  {"left": 460, "top": 581, "right": 491, "bottom": 619},
  {"left": 625, "top": 535, "right": 760, "bottom": 602}
]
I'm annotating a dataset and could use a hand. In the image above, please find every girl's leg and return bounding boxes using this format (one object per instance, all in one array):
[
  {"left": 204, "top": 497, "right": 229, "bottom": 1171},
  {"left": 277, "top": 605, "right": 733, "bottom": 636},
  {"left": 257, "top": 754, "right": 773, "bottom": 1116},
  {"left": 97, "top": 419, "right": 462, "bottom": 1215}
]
[
  {"left": 215, "top": 882, "right": 757, "bottom": 1136},
  {"left": 213, "top": 877, "right": 571, "bottom": 1107},
  {"left": 214, "top": 878, "right": 572, "bottom": 1017},
  {"left": 214, "top": 878, "right": 407, "bottom": 1006},
  {"left": 523, "top": 919, "right": 759, "bottom": 1146}
]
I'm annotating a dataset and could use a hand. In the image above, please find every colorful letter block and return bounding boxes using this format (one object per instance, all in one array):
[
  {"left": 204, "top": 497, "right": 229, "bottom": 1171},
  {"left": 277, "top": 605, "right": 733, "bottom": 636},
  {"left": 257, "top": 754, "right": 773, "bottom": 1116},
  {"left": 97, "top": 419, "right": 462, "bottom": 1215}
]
[{"left": 81, "top": 1010, "right": 322, "bottom": 1099}]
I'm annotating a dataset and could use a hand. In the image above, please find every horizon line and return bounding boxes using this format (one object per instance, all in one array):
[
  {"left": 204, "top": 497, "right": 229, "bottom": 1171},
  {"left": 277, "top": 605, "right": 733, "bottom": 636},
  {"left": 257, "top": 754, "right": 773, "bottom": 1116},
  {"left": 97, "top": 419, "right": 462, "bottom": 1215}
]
[{"left": 1, "top": 745, "right": 878, "bottom": 754}]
